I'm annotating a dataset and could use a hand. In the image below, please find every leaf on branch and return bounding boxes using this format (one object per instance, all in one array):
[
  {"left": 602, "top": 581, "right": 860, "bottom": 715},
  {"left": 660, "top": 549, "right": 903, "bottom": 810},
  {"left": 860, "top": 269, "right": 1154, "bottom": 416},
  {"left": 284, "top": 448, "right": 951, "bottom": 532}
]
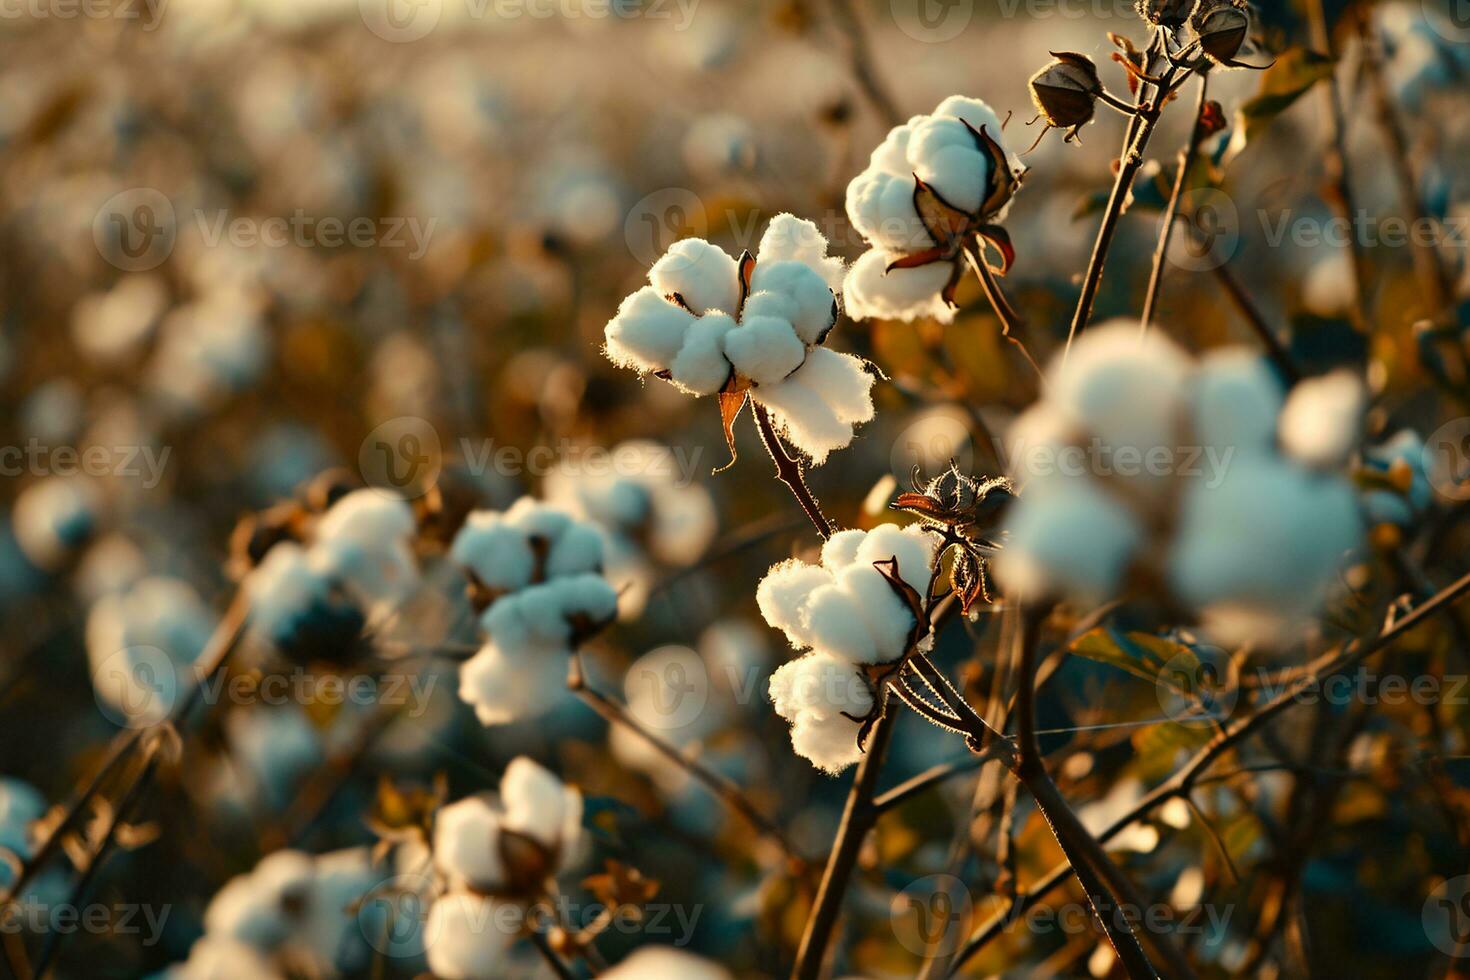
[{"left": 1222, "top": 47, "right": 1335, "bottom": 167}]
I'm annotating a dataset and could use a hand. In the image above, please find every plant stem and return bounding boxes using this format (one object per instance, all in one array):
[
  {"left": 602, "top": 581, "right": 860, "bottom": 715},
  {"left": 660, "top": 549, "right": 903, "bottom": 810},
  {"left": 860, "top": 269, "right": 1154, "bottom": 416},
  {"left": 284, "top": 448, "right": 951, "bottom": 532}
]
[
  {"left": 754, "top": 402, "right": 834, "bottom": 539},
  {"left": 791, "top": 709, "right": 896, "bottom": 980},
  {"left": 961, "top": 241, "right": 1044, "bottom": 382},
  {"left": 567, "top": 656, "right": 804, "bottom": 867},
  {"left": 1207, "top": 261, "right": 1302, "bottom": 385},
  {"left": 827, "top": 0, "right": 902, "bottom": 127},
  {"left": 1141, "top": 73, "right": 1209, "bottom": 333},
  {"left": 947, "top": 567, "right": 1470, "bottom": 974}
]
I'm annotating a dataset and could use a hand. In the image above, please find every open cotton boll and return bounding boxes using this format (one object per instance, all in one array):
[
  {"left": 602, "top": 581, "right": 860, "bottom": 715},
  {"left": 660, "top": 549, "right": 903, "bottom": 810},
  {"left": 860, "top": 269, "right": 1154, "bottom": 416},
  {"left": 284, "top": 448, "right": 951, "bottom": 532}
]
[
  {"left": 669, "top": 311, "right": 737, "bottom": 395},
  {"left": 1048, "top": 322, "right": 1190, "bottom": 455},
  {"left": 649, "top": 239, "right": 740, "bottom": 316},
  {"left": 854, "top": 523, "right": 939, "bottom": 595},
  {"left": 754, "top": 214, "right": 845, "bottom": 292},
  {"left": 1278, "top": 370, "right": 1365, "bottom": 468},
  {"left": 770, "top": 652, "right": 873, "bottom": 773},
  {"left": 603, "top": 286, "right": 698, "bottom": 373},
  {"left": 544, "top": 521, "right": 605, "bottom": 578},
  {"left": 1191, "top": 350, "right": 1284, "bottom": 457},
  {"left": 501, "top": 756, "right": 583, "bottom": 857},
  {"left": 243, "top": 542, "right": 336, "bottom": 641},
  {"left": 747, "top": 262, "right": 837, "bottom": 345},
  {"left": 845, "top": 169, "right": 931, "bottom": 254},
  {"left": 910, "top": 115, "right": 991, "bottom": 214},
  {"left": 601, "top": 947, "right": 733, "bottom": 980},
  {"left": 752, "top": 350, "right": 876, "bottom": 464},
  {"left": 204, "top": 849, "right": 317, "bottom": 951},
  {"left": 424, "top": 892, "right": 514, "bottom": 980},
  {"left": 314, "top": 489, "right": 415, "bottom": 545},
  {"left": 312, "top": 534, "right": 419, "bottom": 613},
  {"left": 756, "top": 560, "right": 834, "bottom": 649},
  {"left": 458, "top": 638, "right": 569, "bottom": 726},
  {"left": 450, "top": 514, "right": 537, "bottom": 592},
  {"left": 832, "top": 563, "right": 916, "bottom": 659},
  {"left": 503, "top": 497, "right": 574, "bottom": 541},
  {"left": 12, "top": 476, "right": 100, "bottom": 571},
  {"left": 433, "top": 795, "right": 506, "bottom": 891},
  {"left": 934, "top": 95, "right": 1006, "bottom": 146},
  {"left": 723, "top": 315, "right": 806, "bottom": 385},
  {"left": 788, "top": 348, "right": 877, "bottom": 428},
  {"left": 842, "top": 249, "right": 956, "bottom": 324},
  {"left": 994, "top": 480, "right": 1144, "bottom": 602},
  {"left": 801, "top": 583, "right": 882, "bottom": 663},
  {"left": 1168, "top": 457, "right": 1362, "bottom": 640}
]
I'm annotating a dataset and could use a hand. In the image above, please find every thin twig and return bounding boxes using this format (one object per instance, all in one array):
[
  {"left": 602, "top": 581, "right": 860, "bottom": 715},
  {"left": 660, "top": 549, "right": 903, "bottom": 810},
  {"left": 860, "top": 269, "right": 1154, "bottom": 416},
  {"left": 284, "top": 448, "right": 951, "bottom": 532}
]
[
  {"left": 826, "top": 0, "right": 902, "bottom": 127},
  {"left": 1141, "top": 72, "right": 1210, "bottom": 333},
  {"left": 960, "top": 241, "right": 1045, "bottom": 383},
  {"left": 754, "top": 402, "right": 834, "bottom": 539}
]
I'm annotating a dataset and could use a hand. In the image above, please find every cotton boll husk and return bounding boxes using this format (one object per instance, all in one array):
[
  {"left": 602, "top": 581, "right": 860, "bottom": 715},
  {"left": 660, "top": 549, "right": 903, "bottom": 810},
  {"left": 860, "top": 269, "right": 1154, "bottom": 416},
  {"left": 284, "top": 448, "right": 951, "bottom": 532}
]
[
  {"left": 501, "top": 756, "right": 582, "bottom": 858},
  {"left": 722, "top": 315, "right": 804, "bottom": 385},
  {"left": 424, "top": 892, "right": 514, "bottom": 980},
  {"left": 544, "top": 521, "right": 604, "bottom": 578},
  {"left": 855, "top": 523, "right": 939, "bottom": 595},
  {"left": 669, "top": 311, "right": 736, "bottom": 395},
  {"left": 787, "top": 348, "right": 876, "bottom": 426},
  {"left": 821, "top": 529, "right": 867, "bottom": 569},
  {"left": 1278, "top": 370, "right": 1366, "bottom": 468},
  {"left": 801, "top": 583, "right": 881, "bottom": 663},
  {"left": 842, "top": 248, "right": 955, "bottom": 324},
  {"left": 746, "top": 260, "right": 837, "bottom": 344},
  {"left": 1168, "top": 458, "right": 1363, "bottom": 640},
  {"left": 603, "top": 286, "right": 697, "bottom": 373},
  {"left": 754, "top": 214, "right": 845, "bottom": 291},
  {"left": 450, "top": 515, "right": 536, "bottom": 592},
  {"left": 756, "top": 560, "right": 834, "bottom": 649},
  {"left": 648, "top": 239, "right": 739, "bottom": 316},
  {"left": 600, "top": 946, "right": 733, "bottom": 979},
  {"left": 1191, "top": 350, "right": 1284, "bottom": 458},
  {"left": 314, "top": 489, "right": 415, "bottom": 545},
  {"left": 458, "top": 637, "right": 569, "bottom": 726},
  {"left": 433, "top": 795, "right": 505, "bottom": 891},
  {"left": 994, "top": 481, "right": 1144, "bottom": 602}
]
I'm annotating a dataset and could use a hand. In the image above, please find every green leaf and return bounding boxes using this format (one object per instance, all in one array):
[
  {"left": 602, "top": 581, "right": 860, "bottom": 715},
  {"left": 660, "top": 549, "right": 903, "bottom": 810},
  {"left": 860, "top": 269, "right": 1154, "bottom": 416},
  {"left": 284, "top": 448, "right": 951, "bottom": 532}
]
[{"left": 1223, "top": 47, "right": 1336, "bottom": 166}]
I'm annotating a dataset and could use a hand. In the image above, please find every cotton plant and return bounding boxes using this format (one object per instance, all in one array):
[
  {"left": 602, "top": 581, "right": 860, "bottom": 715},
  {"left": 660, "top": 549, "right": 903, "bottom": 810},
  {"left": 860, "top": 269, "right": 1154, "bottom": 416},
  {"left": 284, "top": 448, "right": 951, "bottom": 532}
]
[
  {"left": 426, "top": 757, "right": 584, "bottom": 980},
  {"left": 843, "top": 96, "right": 1023, "bottom": 324},
  {"left": 544, "top": 439, "right": 718, "bottom": 616},
  {"left": 757, "top": 523, "right": 942, "bottom": 773},
  {"left": 994, "top": 323, "right": 1366, "bottom": 645},
  {"left": 243, "top": 487, "right": 421, "bottom": 663},
  {"left": 603, "top": 213, "right": 875, "bottom": 466},
  {"left": 450, "top": 498, "right": 618, "bottom": 726},
  {"left": 85, "top": 576, "right": 216, "bottom": 727}
]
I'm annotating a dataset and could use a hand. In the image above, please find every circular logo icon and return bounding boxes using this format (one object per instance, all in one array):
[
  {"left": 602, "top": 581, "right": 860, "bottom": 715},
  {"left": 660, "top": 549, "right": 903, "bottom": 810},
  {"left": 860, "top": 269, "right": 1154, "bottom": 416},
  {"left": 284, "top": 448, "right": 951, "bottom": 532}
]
[
  {"left": 624, "top": 645, "right": 710, "bottom": 732},
  {"left": 360, "top": 0, "right": 442, "bottom": 42},
  {"left": 623, "top": 188, "right": 708, "bottom": 268},
  {"left": 1168, "top": 188, "right": 1239, "bottom": 272},
  {"left": 359, "top": 873, "right": 437, "bottom": 958},
  {"left": 1423, "top": 0, "right": 1470, "bottom": 43},
  {"left": 93, "top": 188, "right": 176, "bottom": 272},
  {"left": 1156, "top": 646, "right": 1238, "bottom": 727},
  {"left": 891, "top": 408, "right": 975, "bottom": 486},
  {"left": 1424, "top": 417, "right": 1470, "bottom": 502},
  {"left": 1424, "top": 875, "right": 1470, "bottom": 957},
  {"left": 891, "top": 0, "right": 973, "bottom": 43},
  {"left": 359, "top": 416, "right": 442, "bottom": 500},
  {"left": 891, "top": 874, "right": 974, "bottom": 958},
  {"left": 92, "top": 645, "right": 178, "bottom": 728}
]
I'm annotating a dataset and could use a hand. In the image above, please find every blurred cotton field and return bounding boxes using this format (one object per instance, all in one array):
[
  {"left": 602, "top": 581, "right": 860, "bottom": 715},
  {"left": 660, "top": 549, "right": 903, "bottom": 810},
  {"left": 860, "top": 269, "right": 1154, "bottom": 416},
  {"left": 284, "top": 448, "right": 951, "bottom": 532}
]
[{"left": 3, "top": 0, "right": 1470, "bottom": 978}]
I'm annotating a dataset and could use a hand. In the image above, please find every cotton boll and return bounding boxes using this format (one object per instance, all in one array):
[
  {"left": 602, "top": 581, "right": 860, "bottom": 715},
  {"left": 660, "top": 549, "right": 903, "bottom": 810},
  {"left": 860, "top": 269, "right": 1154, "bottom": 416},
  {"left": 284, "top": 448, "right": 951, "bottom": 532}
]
[
  {"left": 843, "top": 249, "right": 955, "bottom": 324},
  {"left": 1278, "top": 370, "right": 1365, "bottom": 468},
  {"left": 855, "top": 523, "right": 939, "bottom": 595},
  {"left": 1049, "top": 322, "right": 1190, "bottom": 455},
  {"left": 933, "top": 95, "right": 1006, "bottom": 148},
  {"left": 458, "top": 637, "right": 569, "bottom": 726},
  {"left": 669, "top": 312, "right": 736, "bottom": 395},
  {"left": 425, "top": 892, "right": 514, "bottom": 980},
  {"left": 845, "top": 169, "right": 930, "bottom": 254},
  {"left": 1191, "top": 350, "right": 1284, "bottom": 457},
  {"left": 789, "top": 349, "right": 876, "bottom": 427},
  {"left": 450, "top": 513, "right": 537, "bottom": 592},
  {"left": 501, "top": 756, "right": 582, "bottom": 858},
  {"left": 204, "top": 849, "right": 317, "bottom": 950},
  {"left": 648, "top": 239, "right": 740, "bottom": 316},
  {"left": 313, "top": 534, "right": 419, "bottom": 614},
  {"left": 747, "top": 260, "right": 838, "bottom": 343},
  {"left": 545, "top": 521, "right": 604, "bottom": 578},
  {"left": 757, "top": 560, "right": 834, "bottom": 649},
  {"left": 802, "top": 584, "right": 880, "bottom": 663},
  {"left": 821, "top": 529, "right": 866, "bottom": 569},
  {"left": 315, "top": 489, "right": 415, "bottom": 545},
  {"left": 754, "top": 214, "right": 845, "bottom": 292},
  {"left": 833, "top": 563, "right": 915, "bottom": 661},
  {"left": 601, "top": 947, "right": 733, "bottom": 979},
  {"left": 604, "top": 286, "right": 698, "bottom": 373},
  {"left": 433, "top": 796, "right": 506, "bottom": 891},
  {"left": 753, "top": 369, "right": 861, "bottom": 465},
  {"left": 909, "top": 115, "right": 989, "bottom": 214},
  {"left": 723, "top": 315, "right": 806, "bottom": 385},
  {"left": 769, "top": 651, "right": 873, "bottom": 773},
  {"left": 12, "top": 476, "right": 100, "bottom": 571},
  {"left": 994, "top": 481, "right": 1144, "bottom": 602},
  {"left": 504, "top": 498, "right": 574, "bottom": 542}
]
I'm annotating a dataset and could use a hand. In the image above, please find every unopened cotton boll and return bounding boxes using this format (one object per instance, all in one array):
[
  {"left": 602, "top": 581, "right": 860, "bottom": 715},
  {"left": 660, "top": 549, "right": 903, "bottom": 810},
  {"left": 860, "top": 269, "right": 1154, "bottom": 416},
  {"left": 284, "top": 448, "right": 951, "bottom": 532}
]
[
  {"left": 994, "top": 480, "right": 1144, "bottom": 602},
  {"left": 1278, "top": 370, "right": 1365, "bottom": 468}
]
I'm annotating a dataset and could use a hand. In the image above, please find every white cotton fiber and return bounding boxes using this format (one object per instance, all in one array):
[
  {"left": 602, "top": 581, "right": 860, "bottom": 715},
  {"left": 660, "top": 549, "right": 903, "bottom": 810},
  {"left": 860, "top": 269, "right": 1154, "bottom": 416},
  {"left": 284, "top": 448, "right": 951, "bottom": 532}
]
[
  {"left": 1049, "top": 322, "right": 1190, "bottom": 456},
  {"left": 910, "top": 116, "right": 989, "bottom": 214},
  {"left": 845, "top": 169, "right": 930, "bottom": 254},
  {"left": 769, "top": 652, "right": 873, "bottom": 774},
  {"left": 433, "top": 796, "right": 506, "bottom": 891},
  {"left": 756, "top": 559, "right": 832, "bottom": 649},
  {"left": 994, "top": 480, "right": 1144, "bottom": 602},
  {"left": 669, "top": 311, "right": 736, "bottom": 395},
  {"left": 315, "top": 489, "right": 415, "bottom": 545},
  {"left": 834, "top": 563, "right": 914, "bottom": 660},
  {"left": 842, "top": 249, "right": 955, "bottom": 324},
  {"left": 802, "top": 584, "right": 881, "bottom": 663},
  {"left": 603, "top": 286, "right": 697, "bottom": 373},
  {"left": 458, "top": 637, "right": 569, "bottom": 726},
  {"left": 755, "top": 214, "right": 845, "bottom": 291},
  {"left": 751, "top": 379, "right": 852, "bottom": 465},
  {"left": 1191, "top": 350, "right": 1284, "bottom": 457},
  {"left": 854, "top": 522, "right": 938, "bottom": 594},
  {"left": 425, "top": 892, "right": 512, "bottom": 980},
  {"left": 649, "top": 239, "right": 740, "bottom": 316},
  {"left": 545, "top": 521, "right": 604, "bottom": 578},
  {"left": 723, "top": 315, "right": 806, "bottom": 385},
  {"left": 1278, "top": 370, "right": 1365, "bottom": 468},
  {"left": 450, "top": 514, "right": 537, "bottom": 592},
  {"left": 747, "top": 261, "right": 838, "bottom": 344},
  {"left": 820, "top": 529, "right": 866, "bottom": 569}
]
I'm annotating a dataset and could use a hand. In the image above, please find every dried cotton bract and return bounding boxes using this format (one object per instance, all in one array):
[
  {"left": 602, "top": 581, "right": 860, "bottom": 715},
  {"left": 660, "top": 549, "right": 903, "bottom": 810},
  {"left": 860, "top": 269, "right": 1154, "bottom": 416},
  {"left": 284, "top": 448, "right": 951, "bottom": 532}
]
[
  {"left": 844, "top": 96, "right": 1022, "bottom": 324},
  {"left": 604, "top": 214, "right": 874, "bottom": 464},
  {"left": 758, "top": 524, "right": 939, "bottom": 773},
  {"left": 451, "top": 498, "right": 617, "bottom": 725},
  {"left": 995, "top": 324, "right": 1365, "bottom": 645}
]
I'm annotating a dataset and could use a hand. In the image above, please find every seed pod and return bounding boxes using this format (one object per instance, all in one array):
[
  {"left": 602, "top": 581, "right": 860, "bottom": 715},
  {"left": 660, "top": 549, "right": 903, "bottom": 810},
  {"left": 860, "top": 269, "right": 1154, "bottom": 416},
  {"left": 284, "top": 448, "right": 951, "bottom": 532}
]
[
  {"left": 1028, "top": 52, "right": 1102, "bottom": 138},
  {"left": 1192, "top": 0, "right": 1252, "bottom": 67},
  {"left": 1135, "top": 0, "right": 1194, "bottom": 27}
]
